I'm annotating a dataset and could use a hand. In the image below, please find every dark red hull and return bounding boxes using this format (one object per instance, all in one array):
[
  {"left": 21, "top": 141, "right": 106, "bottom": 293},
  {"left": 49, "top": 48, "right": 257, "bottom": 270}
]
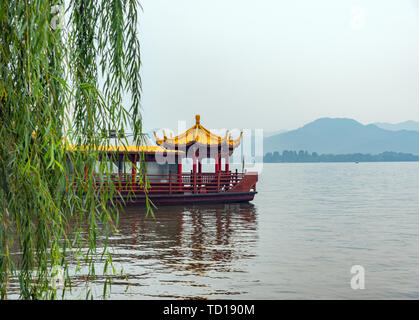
[{"left": 120, "top": 191, "right": 257, "bottom": 206}]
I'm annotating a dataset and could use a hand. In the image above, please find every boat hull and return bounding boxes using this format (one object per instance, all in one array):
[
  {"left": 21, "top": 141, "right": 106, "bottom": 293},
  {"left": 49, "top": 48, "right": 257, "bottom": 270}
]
[{"left": 120, "top": 191, "right": 257, "bottom": 206}]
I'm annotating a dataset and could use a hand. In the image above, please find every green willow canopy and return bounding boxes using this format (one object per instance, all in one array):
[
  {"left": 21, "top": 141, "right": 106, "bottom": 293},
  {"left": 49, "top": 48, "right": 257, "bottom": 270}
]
[{"left": 0, "top": 0, "right": 147, "bottom": 299}]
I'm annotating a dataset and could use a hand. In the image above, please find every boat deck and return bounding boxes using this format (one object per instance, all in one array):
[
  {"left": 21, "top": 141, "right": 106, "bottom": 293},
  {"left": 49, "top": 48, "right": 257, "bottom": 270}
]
[{"left": 89, "top": 171, "right": 258, "bottom": 205}]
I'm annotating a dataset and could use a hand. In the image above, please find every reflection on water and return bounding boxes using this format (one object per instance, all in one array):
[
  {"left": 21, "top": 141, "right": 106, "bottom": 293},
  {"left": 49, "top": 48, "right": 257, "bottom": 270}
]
[
  {"left": 105, "top": 203, "right": 258, "bottom": 299},
  {"left": 10, "top": 162, "right": 419, "bottom": 299}
]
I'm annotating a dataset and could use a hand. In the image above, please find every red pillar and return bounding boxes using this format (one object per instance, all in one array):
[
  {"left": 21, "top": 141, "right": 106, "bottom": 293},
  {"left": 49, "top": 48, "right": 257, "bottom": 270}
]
[
  {"left": 193, "top": 152, "right": 197, "bottom": 174},
  {"left": 225, "top": 154, "right": 229, "bottom": 173},
  {"left": 215, "top": 154, "right": 219, "bottom": 173},
  {"left": 192, "top": 152, "right": 197, "bottom": 193},
  {"left": 178, "top": 162, "right": 182, "bottom": 188}
]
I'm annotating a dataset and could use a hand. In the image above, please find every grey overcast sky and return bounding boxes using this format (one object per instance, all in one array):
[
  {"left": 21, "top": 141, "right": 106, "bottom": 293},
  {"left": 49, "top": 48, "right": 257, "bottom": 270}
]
[{"left": 137, "top": 0, "right": 419, "bottom": 132}]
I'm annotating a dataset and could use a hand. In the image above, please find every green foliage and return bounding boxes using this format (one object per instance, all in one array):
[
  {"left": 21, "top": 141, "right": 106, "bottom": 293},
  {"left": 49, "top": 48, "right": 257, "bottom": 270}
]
[{"left": 0, "top": 0, "right": 145, "bottom": 299}]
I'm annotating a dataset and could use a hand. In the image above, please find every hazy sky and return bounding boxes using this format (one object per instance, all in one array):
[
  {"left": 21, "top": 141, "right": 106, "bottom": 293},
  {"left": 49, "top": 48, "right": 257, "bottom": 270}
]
[{"left": 137, "top": 0, "right": 419, "bottom": 132}]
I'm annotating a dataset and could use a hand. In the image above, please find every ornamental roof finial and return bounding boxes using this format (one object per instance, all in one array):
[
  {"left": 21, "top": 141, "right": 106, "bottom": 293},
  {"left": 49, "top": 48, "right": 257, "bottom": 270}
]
[{"left": 195, "top": 114, "right": 200, "bottom": 125}]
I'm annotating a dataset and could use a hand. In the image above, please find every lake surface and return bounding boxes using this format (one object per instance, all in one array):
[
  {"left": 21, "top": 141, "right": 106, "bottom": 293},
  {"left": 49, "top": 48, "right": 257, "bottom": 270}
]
[
  {"left": 75, "top": 162, "right": 419, "bottom": 299},
  {"left": 14, "top": 162, "right": 419, "bottom": 299}
]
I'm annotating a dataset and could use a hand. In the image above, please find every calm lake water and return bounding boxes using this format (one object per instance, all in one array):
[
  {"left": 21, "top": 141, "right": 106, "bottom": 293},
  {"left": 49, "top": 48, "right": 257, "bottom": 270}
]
[
  {"left": 78, "top": 162, "right": 419, "bottom": 299},
  {"left": 11, "top": 162, "right": 419, "bottom": 299}
]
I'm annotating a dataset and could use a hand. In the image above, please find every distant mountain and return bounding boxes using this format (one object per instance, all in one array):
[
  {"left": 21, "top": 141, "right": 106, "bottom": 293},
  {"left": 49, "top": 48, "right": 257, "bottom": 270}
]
[
  {"left": 374, "top": 121, "right": 419, "bottom": 132},
  {"left": 264, "top": 129, "right": 287, "bottom": 137},
  {"left": 264, "top": 118, "right": 419, "bottom": 155}
]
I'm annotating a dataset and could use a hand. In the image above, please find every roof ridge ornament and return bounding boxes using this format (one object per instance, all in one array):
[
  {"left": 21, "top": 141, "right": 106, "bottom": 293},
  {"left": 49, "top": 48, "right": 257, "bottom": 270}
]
[{"left": 154, "top": 115, "right": 242, "bottom": 153}]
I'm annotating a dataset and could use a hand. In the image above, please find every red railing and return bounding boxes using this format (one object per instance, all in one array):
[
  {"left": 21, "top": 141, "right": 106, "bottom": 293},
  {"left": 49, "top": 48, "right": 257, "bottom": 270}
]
[{"left": 97, "top": 171, "right": 245, "bottom": 195}]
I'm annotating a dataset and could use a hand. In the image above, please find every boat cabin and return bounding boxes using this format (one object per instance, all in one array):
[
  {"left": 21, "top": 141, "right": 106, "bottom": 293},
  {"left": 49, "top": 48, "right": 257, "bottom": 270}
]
[{"left": 70, "top": 115, "right": 257, "bottom": 205}]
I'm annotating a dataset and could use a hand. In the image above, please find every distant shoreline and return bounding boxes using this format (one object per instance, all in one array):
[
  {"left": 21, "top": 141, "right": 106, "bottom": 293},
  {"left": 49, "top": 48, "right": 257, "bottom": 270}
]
[
  {"left": 263, "top": 151, "right": 419, "bottom": 163},
  {"left": 264, "top": 160, "right": 419, "bottom": 163}
]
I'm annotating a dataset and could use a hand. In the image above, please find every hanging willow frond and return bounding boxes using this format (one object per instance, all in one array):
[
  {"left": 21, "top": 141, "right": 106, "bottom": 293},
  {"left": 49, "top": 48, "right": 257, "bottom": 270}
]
[{"left": 0, "top": 0, "right": 145, "bottom": 299}]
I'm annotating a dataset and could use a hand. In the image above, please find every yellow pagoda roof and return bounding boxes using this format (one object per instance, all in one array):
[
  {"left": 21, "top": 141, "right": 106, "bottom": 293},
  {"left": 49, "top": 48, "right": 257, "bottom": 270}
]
[
  {"left": 154, "top": 115, "right": 242, "bottom": 150},
  {"left": 66, "top": 144, "right": 183, "bottom": 155}
]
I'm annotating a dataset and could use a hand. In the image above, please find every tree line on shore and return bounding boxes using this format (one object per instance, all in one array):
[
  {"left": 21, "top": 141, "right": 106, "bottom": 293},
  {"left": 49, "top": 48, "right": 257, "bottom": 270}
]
[{"left": 263, "top": 150, "right": 419, "bottom": 163}]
